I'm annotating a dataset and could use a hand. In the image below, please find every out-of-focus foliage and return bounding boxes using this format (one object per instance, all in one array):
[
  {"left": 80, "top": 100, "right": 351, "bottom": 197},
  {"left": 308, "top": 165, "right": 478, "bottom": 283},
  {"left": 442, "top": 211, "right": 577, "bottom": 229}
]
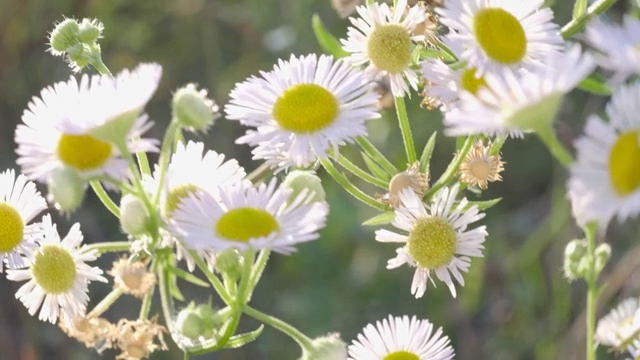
[{"left": 0, "top": 0, "right": 639, "bottom": 359}]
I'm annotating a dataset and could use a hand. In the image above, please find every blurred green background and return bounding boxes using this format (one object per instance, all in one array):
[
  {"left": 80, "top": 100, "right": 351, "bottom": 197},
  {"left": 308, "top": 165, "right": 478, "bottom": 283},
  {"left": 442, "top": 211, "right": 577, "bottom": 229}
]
[{"left": 0, "top": 0, "right": 639, "bottom": 359}]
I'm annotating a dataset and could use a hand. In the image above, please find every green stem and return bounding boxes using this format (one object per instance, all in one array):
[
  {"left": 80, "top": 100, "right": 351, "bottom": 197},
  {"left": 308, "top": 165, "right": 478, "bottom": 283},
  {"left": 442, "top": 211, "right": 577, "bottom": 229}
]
[
  {"left": 139, "top": 284, "right": 155, "bottom": 320},
  {"left": 236, "top": 249, "right": 256, "bottom": 303},
  {"left": 243, "top": 305, "right": 314, "bottom": 352},
  {"left": 319, "top": 157, "right": 387, "bottom": 210},
  {"left": 425, "top": 135, "right": 476, "bottom": 199},
  {"left": 332, "top": 153, "right": 388, "bottom": 189},
  {"left": 159, "top": 266, "right": 175, "bottom": 333},
  {"left": 585, "top": 222, "right": 599, "bottom": 360},
  {"left": 246, "top": 163, "right": 272, "bottom": 183},
  {"left": 249, "top": 250, "right": 271, "bottom": 294},
  {"left": 90, "top": 181, "right": 120, "bottom": 217},
  {"left": 91, "top": 58, "right": 113, "bottom": 77},
  {"left": 80, "top": 241, "right": 132, "bottom": 255},
  {"left": 537, "top": 126, "right": 573, "bottom": 168},
  {"left": 355, "top": 136, "right": 398, "bottom": 175},
  {"left": 561, "top": 0, "right": 618, "bottom": 39},
  {"left": 153, "top": 121, "right": 181, "bottom": 206},
  {"left": 489, "top": 135, "right": 508, "bottom": 156},
  {"left": 88, "top": 288, "right": 124, "bottom": 318},
  {"left": 395, "top": 97, "right": 417, "bottom": 164},
  {"left": 189, "top": 249, "right": 233, "bottom": 306}
]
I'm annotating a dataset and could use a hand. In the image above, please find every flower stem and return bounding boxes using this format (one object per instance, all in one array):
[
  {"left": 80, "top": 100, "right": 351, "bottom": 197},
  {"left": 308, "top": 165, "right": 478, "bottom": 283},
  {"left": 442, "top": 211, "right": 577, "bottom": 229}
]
[
  {"left": 158, "top": 266, "right": 175, "bottom": 333},
  {"left": 87, "top": 288, "right": 124, "bottom": 318},
  {"left": 153, "top": 120, "right": 181, "bottom": 206},
  {"left": 355, "top": 136, "right": 398, "bottom": 175},
  {"left": 536, "top": 126, "right": 573, "bottom": 168},
  {"left": 243, "top": 305, "right": 314, "bottom": 353},
  {"left": 395, "top": 97, "right": 417, "bottom": 164},
  {"left": 332, "top": 153, "right": 388, "bottom": 189},
  {"left": 80, "top": 241, "right": 132, "bottom": 255},
  {"left": 91, "top": 58, "right": 113, "bottom": 77},
  {"left": 247, "top": 163, "right": 272, "bottom": 183},
  {"left": 249, "top": 250, "right": 271, "bottom": 296},
  {"left": 139, "top": 284, "right": 155, "bottom": 320},
  {"left": 584, "top": 222, "right": 599, "bottom": 360},
  {"left": 189, "top": 249, "right": 233, "bottom": 306},
  {"left": 319, "top": 157, "right": 387, "bottom": 210},
  {"left": 561, "top": 0, "right": 619, "bottom": 39},
  {"left": 425, "top": 135, "right": 476, "bottom": 199},
  {"left": 90, "top": 181, "right": 120, "bottom": 217}
]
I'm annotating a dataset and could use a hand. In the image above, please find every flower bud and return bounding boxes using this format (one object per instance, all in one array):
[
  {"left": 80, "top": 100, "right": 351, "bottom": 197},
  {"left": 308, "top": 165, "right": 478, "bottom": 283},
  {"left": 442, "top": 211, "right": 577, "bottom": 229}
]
[
  {"left": 49, "top": 18, "right": 80, "bottom": 55},
  {"left": 563, "top": 239, "right": 588, "bottom": 282},
  {"left": 78, "top": 18, "right": 104, "bottom": 44},
  {"left": 67, "top": 43, "right": 92, "bottom": 70},
  {"left": 175, "top": 304, "right": 206, "bottom": 341},
  {"left": 172, "top": 84, "right": 220, "bottom": 133},
  {"left": 594, "top": 243, "right": 612, "bottom": 274},
  {"left": 214, "top": 249, "right": 244, "bottom": 280},
  {"left": 47, "top": 166, "right": 85, "bottom": 212},
  {"left": 282, "top": 170, "right": 326, "bottom": 204},
  {"left": 299, "top": 333, "right": 347, "bottom": 360},
  {"left": 119, "top": 194, "right": 150, "bottom": 236}
]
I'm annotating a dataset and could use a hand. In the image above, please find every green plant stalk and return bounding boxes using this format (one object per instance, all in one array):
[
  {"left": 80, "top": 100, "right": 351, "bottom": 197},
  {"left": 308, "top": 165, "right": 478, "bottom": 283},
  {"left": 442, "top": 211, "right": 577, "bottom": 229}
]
[
  {"left": 87, "top": 288, "right": 124, "bottom": 318},
  {"left": 489, "top": 135, "right": 508, "bottom": 156},
  {"left": 537, "top": 126, "right": 573, "bottom": 168},
  {"left": 246, "top": 162, "right": 272, "bottom": 183},
  {"left": 139, "top": 283, "right": 155, "bottom": 320},
  {"left": 158, "top": 267, "right": 175, "bottom": 333},
  {"left": 395, "top": 97, "right": 417, "bottom": 164},
  {"left": 319, "top": 157, "right": 387, "bottom": 210},
  {"left": 90, "top": 181, "right": 120, "bottom": 217},
  {"left": 91, "top": 58, "right": 113, "bottom": 78},
  {"left": 189, "top": 249, "right": 233, "bottom": 306},
  {"left": 425, "top": 135, "right": 477, "bottom": 198},
  {"left": 243, "top": 305, "right": 314, "bottom": 353},
  {"left": 333, "top": 153, "right": 388, "bottom": 189},
  {"left": 153, "top": 120, "right": 181, "bottom": 206},
  {"left": 585, "top": 222, "right": 599, "bottom": 360},
  {"left": 355, "top": 136, "right": 398, "bottom": 175},
  {"left": 561, "top": 0, "right": 618, "bottom": 39},
  {"left": 249, "top": 250, "right": 271, "bottom": 291},
  {"left": 80, "top": 241, "right": 132, "bottom": 255}
]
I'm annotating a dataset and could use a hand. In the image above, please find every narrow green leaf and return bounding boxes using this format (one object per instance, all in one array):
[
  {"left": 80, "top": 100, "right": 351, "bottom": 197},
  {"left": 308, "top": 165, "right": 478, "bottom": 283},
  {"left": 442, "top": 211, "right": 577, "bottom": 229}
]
[
  {"left": 578, "top": 75, "right": 611, "bottom": 95},
  {"left": 467, "top": 197, "right": 502, "bottom": 211},
  {"left": 572, "top": 0, "right": 588, "bottom": 19},
  {"left": 361, "top": 152, "right": 391, "bottom": 182},
  {"left": 419, "top": 132, "right": 437, "bottom": 174},
  {"left": 362, "top": 211, "right": 396, "bottom": 226},
  {"left": 224, "top": 325, "right": 264, "bottom": 349},
  {"left": 168, "top": 273, "right": 185, "bottom": 301},
  {"left": 168, "top": 266, "right": 210, "bottom": 288},
  {"left": 312, "top": 14, "right": 348, "bottom": 58}
]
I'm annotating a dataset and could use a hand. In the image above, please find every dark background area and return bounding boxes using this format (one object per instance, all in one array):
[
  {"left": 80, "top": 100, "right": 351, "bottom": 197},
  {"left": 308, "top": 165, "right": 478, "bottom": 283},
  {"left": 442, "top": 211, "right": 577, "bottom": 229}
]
[{"left": 0, "top": 0, "right": 639, "bottom": 359}]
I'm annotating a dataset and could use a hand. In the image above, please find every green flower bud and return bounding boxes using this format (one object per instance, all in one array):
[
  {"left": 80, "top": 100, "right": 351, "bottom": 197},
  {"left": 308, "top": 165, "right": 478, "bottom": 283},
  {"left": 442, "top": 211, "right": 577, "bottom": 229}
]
[
  {"left": 175, "top": 305, "right": 206, "bottom": 340},
  {"left": 78, "top": 18, "right": 104, "bottom": 44},
  {"left": 563, "top": 239, "right": 588, "bottom": 282},
  {"left": 594, "top": 243, "right": 612, "bottom": 274},
  {"left": 67, "top": 43, "right": 92, "bottom": 70},
  {"left": 299, "top": 333, "right": 347, "bottom": 360},
  {"left": 282, "top": 170, "right": 326, "bottom": 204},
  {"left": 47, "top": 166, "right": 85, "bottom": 212},
  {"left": 119, "top": 194, "right": 150, "bottom": 236},
  {"left": 172, "top": 84, "right": 220, "bottom": 133},
  {"left": 214, "top": 249, "right": 244, "bottom": 280},
  {"left": 49, "top": 18, "right": 80, "bottom": 55}
]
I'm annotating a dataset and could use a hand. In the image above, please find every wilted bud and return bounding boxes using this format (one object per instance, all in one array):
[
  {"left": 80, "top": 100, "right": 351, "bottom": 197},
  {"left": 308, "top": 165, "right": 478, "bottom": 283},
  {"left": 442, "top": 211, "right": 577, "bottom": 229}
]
[
  {"left": 594, "top": 243, "right": 612, "bottom": 275},
  {"left": 299, "top": 333, "right": 347, "bottom": 360},
  {"left": 282, "top": 170, "right": 326, "bottom": 204},
  {"left": 49, "top": 18, "right": 80, "bottom": 55},
  {"left": 172, "top": 84, "right": 220, "bottom": 133},
  {"left": 214, "top": 248, "right": 244, "bottom": 281},
  {"left": 78, "top": 18, "right": 104, "bottom": 44},
  {"left": 119, "top": 194, "right": 150, "bottom": 236},
  {"left": 563, "top": 239, "right": 588, "bottom": 282},
  {"left": 48, "top": 166, "right": 85, "bottom": 212}
]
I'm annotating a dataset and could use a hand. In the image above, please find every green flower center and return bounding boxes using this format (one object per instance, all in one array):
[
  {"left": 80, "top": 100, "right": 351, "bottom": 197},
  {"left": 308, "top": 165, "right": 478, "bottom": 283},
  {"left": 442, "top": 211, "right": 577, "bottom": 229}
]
[
  {"left": 31, "top": 244, "right": 77, "bottom": 294},
  {"left": 407, "top": 217, "right": 457, "bottom": 269},
  {"left": 367, "top": 24, "right": 412, "bottom": 73},
  {"left": 473, "top": 8, "right": 526, "bottom": 64},
  {"left": 215, "top": 207, "right": 279, "bottom": 242},
  {"left": 272, "top": 84, "right": 339, "bottom": 133},
  {"left": 57, "top": 134, "right": 112, "bottom": 170},
  {"left": 0, "top": 203, "right": 24, "bottom": 253},
  {"left": 384, "top": 351, "right": 420, "bottom": 360},
  {"left": 461, "top": 68, "right": 487, "bottom": 94},
  {"left": 609, "top": 131, "right": 640, "bottom": 195},
  {"left": 165, "top": 184, "right": 201, "bottom": 215}
]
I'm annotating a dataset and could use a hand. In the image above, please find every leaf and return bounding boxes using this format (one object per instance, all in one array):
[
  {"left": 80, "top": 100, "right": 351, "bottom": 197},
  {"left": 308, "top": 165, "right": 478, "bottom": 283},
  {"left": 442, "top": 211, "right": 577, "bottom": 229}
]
[
  {"left": 578, "top": 75, "right": 611, "bottom": 96},
  {"left": 362, "top": 211, "right": 395, "bottom": 226},
  {"left": 167, "top": 266, "right": 210, "bottom": 288},
  {"left": 168, "top": 272, "right": 185, "bottom": 301},
  {"left": 419, "top": 132, "right": 437, "bottom": 174},
  {"left": 312, "top": 14, "right": 348, "bottom": 58},
  {"left": 467, "top": 197, "right": 501, "bottom": 211},
  {"left": 224, "top": 325, "right": 265, "bottom": 349},
  {"left": 361, "top": 151, "right": 391, "bottom": 182}
]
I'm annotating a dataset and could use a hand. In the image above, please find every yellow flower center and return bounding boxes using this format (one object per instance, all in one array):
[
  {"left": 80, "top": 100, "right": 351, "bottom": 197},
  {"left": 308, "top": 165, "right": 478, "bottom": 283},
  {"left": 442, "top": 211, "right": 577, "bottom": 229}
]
[
  {"left": 461, "top": 68, "right": 487, "bottom": 94},
  {"left": 165, "top": 184, "right": 201, "bottom": 215},
  {"left": 0, "top": 202, "right": 24, "bottom": 253},
  {"left": 384, "top": 351, "right": 420, "bottom": 360},
  {"left": 215, "top": 207, "right": 279, "bottom": 242},
  {"left": 609, "top": 131, "right": 640, "bottom": 195},
  {"left": 473, "top": 8, "right": 526, "bottom": 64},
  {"left": 57, "top": 134, "right": 112, "bottom": 171},
  {"left": 31, "top": 244, "right": 77, "bottom": 294},
  {"left": 367, "top": 24, "right": 412, "bottom": 73},
  {"left": 407, "top": 217, "right": 457, "bottom": 269},
  {"left": 272, "top": 84, "right": 339, "bottom": 133}
]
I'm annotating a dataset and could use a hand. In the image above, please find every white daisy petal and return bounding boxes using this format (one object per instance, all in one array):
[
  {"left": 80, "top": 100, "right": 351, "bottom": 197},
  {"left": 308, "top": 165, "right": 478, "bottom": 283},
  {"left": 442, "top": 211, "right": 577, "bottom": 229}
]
[{"left": 595, "top": 297, "right": 640, "bottom": 348}]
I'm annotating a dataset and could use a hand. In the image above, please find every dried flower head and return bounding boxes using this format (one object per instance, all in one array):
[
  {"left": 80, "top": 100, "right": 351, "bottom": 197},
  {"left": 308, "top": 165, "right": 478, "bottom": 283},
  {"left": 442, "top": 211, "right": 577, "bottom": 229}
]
[
  {"left": 114, "top": 316, "right": 168, "bottom": 360},
  {"left": 109, "top": 258, "right": 156, "bottom": 299},
  {"left": 407, "top": 2, "right": 439, "bottom": 46},
  {"left": 60, "top": 315, "right": 115, "bottom": 353},
  {"left": 378, "top": 162, "right": 429, "bottom": 208},
  {"left": 458, "top": 141, "right": 504, "bottom": 190}
]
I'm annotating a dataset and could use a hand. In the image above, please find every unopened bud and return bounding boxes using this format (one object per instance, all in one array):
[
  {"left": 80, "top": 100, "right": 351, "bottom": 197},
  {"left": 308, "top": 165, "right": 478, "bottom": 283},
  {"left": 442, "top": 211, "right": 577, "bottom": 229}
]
[
  {"left": 594, "top": 243, "right": 612, "bottom": 274},
  {"left": 176, "top": 305, "right": 205, "bottom": 340},
  {"left": 48, "top": 167, "right": 85, "bottom": 212},
  {"left": 49, "top": 18, "right": 80, "bottom": 55},
  {"left": 78, "top": 18, "right": 104, "bottom": 44},
  {"left": 300, "top": 333, "right": 347, "bottom": 360},
  {"left": 282, "top": 170, "right": 326, "bottom": 204},
  {"left": 172, "top": 84, "right": 220, "bottom": 132},
  {"left": 563, "top": 239, "right": 588, "bottom": 282},
  {"left": 119, "top": 194, "right": 150, "bottom": 236},
  {"left": 214, "top": 249, "right": 244, "bottom": 280},
  {"left": 67, "top": 43, "right": 92, "bottom": 69}
]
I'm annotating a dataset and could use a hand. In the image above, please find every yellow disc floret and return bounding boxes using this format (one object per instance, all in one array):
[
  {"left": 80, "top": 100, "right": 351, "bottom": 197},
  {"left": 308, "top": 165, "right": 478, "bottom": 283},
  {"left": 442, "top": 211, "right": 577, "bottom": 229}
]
[
  {"left": 0, "top": 203, "right": 24, "bottom": 252},
  {"left": 609, "top": 131, "right": 640, "bottom": 195},
  {"left": 57, "top": 134, "right": 112, "bottom": 171},
  {"left": 461, "top": 68, "right": 487, "bottom": 94},
  {"left": 165, "top": 184, "right": 201, "bottom": 215},
  {"left": 272, "top": 84, "right": 339, "bottom": 133},
  {"left": 473, "top": 8, "right": 526, "bottom": 64},
  {"left": 215, "top": 207, "right": 279, "bottom": 242},
  {"left": 384, "top": 351, "right": 420, "bottom": 360},
  {"left": 367, "top": 24, "right": 412, "bottom": 73},
  {"left": 31, "top": 244, "right": 77, "bottom": 294},
  {"left": 407, "top": 217, "right": 457, "bottom": 269}
]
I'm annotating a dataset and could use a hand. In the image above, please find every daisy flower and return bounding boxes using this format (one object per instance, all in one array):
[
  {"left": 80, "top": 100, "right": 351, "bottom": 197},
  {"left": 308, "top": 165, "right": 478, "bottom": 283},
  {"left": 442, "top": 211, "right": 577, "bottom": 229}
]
[
  {"left": 568, "top": 81, "right": 640, "bottom": 226},
  {"left": 444, "top": 45, "right": 595, "bottom": 137},
  {"left": 436, "top": 0, "right": 564, "bottom": 75},
  {"left": 421, "top": 58, "right": 488, "bottom": 112},
  {"left": 595, "top": 297, "right": 640, "bottom": 349},
  {"left": 225, "top": 54, "right": 380, "bottom": 170},
  {"left": 170, "top": 178, "right": 329, "bottom": 254},
  {"left": 0, "top": 169, "right": 47, "bottom": 271},
  {"left": 6, "top": 214, "right": 106, "bottom": 324},
  {"left": 585, "top": 16, "right": 640, "bottom": 84},
  {"left": 348, "top": 315, "right": 454, "bottom": 360},
  {"left": 15, "top": 65, "right": 160, "bottom": 184},
  {"left": 375, "top": 184, "right": 486, "bottom": 298},
  {"left": 341, "top": 0, "right": 426, "bottom": 97}
]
